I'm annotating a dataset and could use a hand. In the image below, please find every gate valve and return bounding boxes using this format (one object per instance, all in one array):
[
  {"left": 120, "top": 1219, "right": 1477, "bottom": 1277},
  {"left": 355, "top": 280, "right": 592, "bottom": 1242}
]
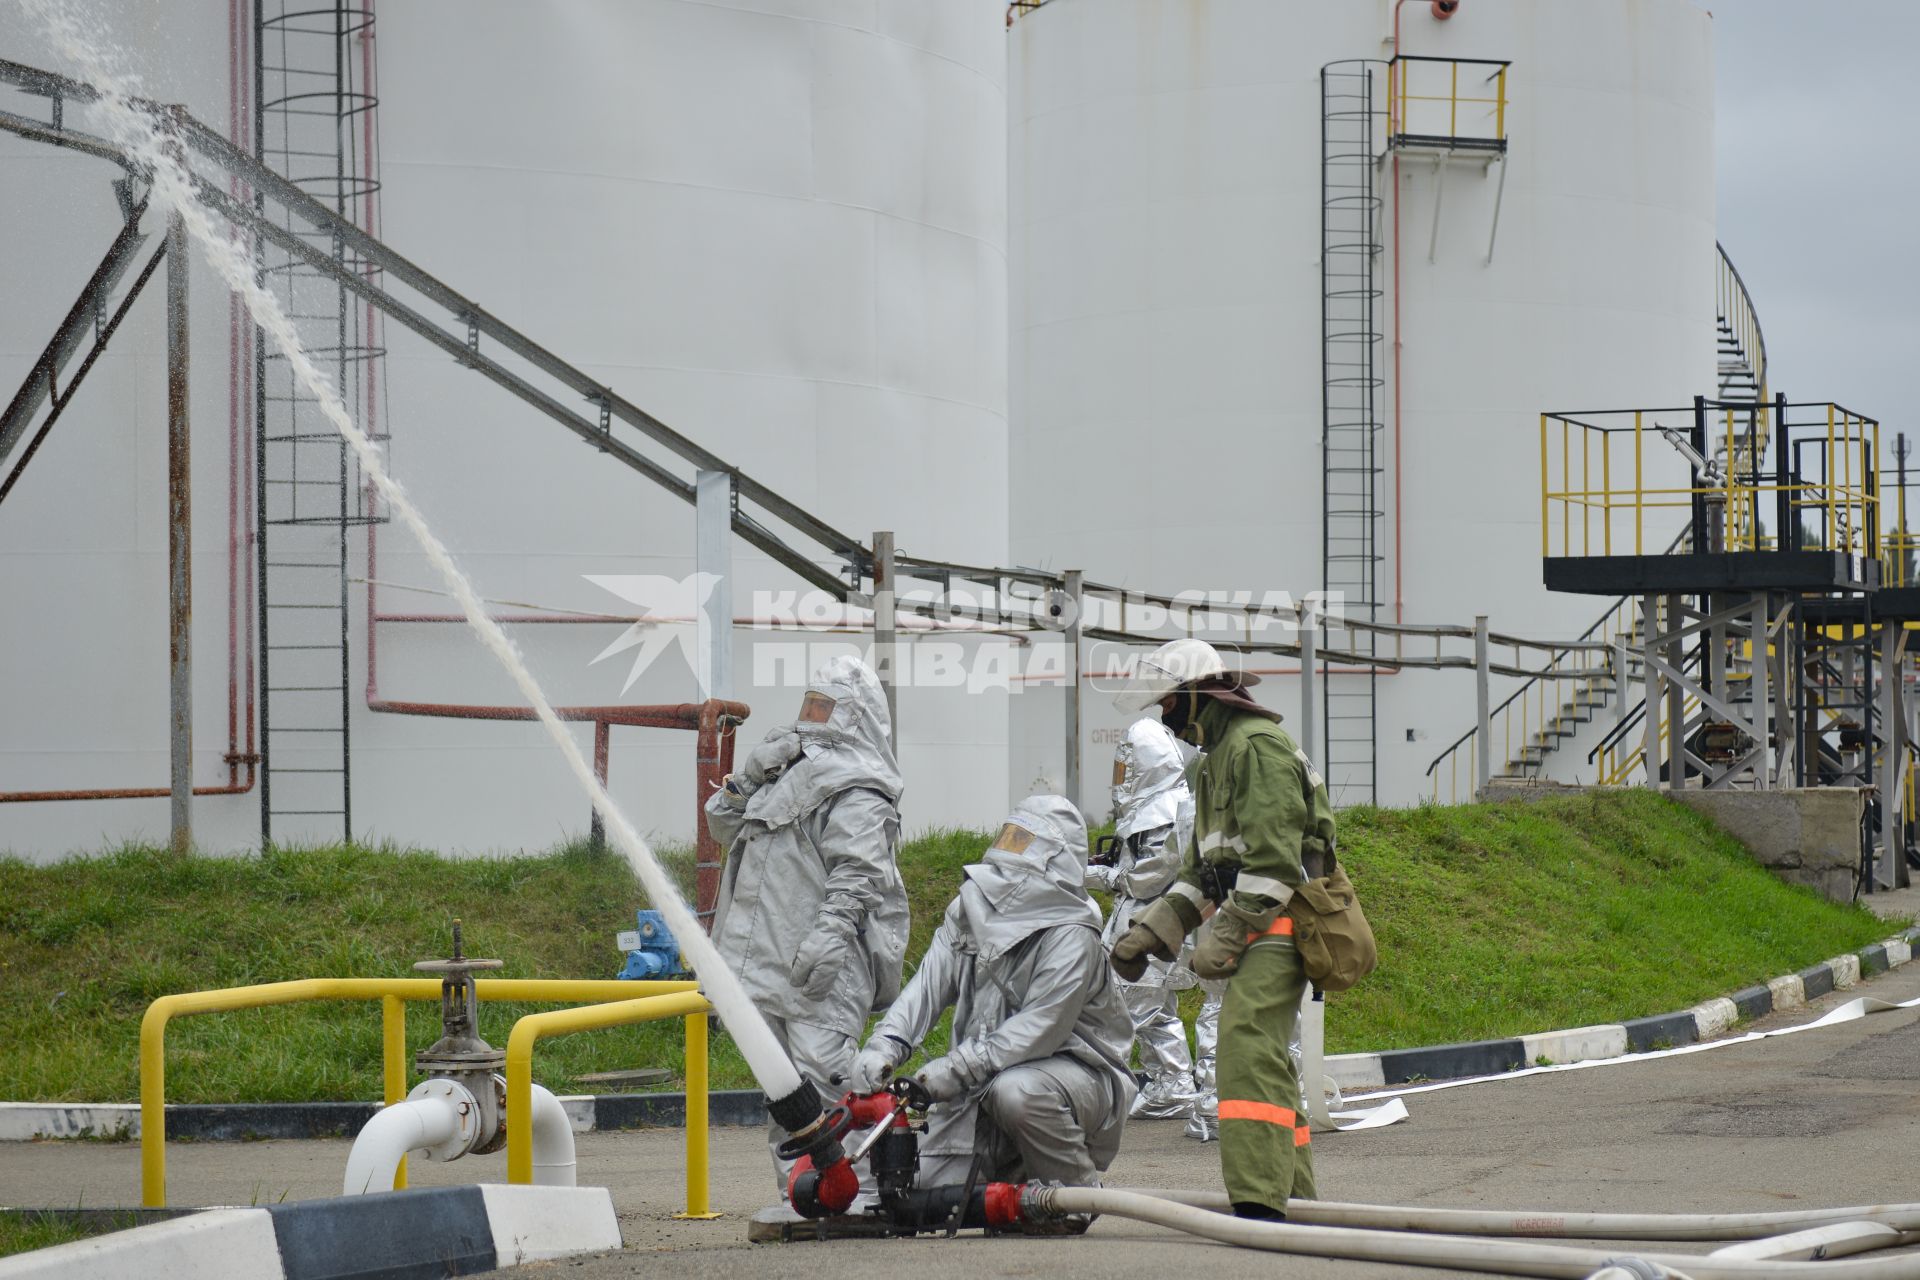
[{"left": 412, "top": 921, "right": 509, "bottom": 1155}]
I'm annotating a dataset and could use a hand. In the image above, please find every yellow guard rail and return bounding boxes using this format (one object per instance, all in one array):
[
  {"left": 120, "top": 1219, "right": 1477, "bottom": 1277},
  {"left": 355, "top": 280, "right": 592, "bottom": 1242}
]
[
  {"left": 505, "top": 989, "right": 717, "bottom": 1218},
  {"left": 139, "top": 976, "right": 699, "bottom": 1207}
]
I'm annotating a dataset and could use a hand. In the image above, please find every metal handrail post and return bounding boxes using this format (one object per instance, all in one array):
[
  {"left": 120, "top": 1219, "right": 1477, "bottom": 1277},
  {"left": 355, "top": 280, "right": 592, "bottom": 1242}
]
[{"left": 503, "top": 990, "right": 713, "bottom": 1189}]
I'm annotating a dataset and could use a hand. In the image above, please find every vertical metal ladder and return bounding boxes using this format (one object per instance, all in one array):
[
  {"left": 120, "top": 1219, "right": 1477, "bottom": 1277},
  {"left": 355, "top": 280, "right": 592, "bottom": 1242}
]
[
  {"left": 254, "top": 0, "right": 385, "bottom": 844},
  {"left": 1318, "top": 62, "right": 1385, "bottom": 806}
]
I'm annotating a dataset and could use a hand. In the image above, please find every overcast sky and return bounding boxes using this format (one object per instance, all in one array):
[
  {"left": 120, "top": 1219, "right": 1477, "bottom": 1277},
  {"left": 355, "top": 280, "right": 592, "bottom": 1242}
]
[{"left": 1714, "top": 0, "right": 1918, "bottom": 461}]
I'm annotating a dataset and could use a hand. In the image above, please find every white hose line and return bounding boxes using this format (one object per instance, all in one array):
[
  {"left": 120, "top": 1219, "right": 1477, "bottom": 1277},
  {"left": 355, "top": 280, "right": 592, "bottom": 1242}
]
[
  {"left": 1711, "top": 1224, "right": 1919, "bottom": 1263},
  {"left": 1362, "top": 997, "right": 1920, "bottom": 1105},
  {"left": 1299, "top": 989, "right": 1410, "bottom": 1130},
  {"left": 1042, "top": 1188, "right": 1920, "bottom": 1279},
  {"left": 1106, "top": 1189, "right": 1920, "bottom": 1244},
  {"left": 17, "top": 0, "right": 805, "bottom": 1104}
]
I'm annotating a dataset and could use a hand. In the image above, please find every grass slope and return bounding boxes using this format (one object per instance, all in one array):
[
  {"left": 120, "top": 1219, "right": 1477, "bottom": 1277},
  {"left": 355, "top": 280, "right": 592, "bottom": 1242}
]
[{"left": 0, "top": 792, "right": 1892, "bottom": 1103}]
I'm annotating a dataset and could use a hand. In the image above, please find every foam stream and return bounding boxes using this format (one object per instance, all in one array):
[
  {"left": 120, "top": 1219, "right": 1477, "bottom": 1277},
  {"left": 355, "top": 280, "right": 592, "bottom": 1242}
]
[{"left": 19, "top": 0, "right": 804, "bottom": 1101}]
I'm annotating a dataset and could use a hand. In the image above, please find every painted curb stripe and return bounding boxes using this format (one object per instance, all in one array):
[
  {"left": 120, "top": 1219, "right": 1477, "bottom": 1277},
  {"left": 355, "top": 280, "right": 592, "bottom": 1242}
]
[
  {"left": 268, "top": 1186, "right": 494, "bottom": 1280},
  {"left": 1727, "top": 983, "right": 1773, "bottom": 1021},
  {"left": 1378, "top": 1038, "right": 1525, "bottom": 1085},
  {"left": 1623, "top": 1011, "right": 1697, "bottom": 1054},
  {"left": 1798, "top": 963, "right": 1836, "bottom": 1001}
]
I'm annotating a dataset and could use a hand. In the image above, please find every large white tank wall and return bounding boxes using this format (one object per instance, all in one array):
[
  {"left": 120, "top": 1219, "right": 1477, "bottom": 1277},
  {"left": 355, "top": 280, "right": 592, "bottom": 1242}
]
[
  {"left": 0, "top": 0, "right": 1010, "bottom": 859},
  {"left": 1010, "top": 0, "right": 1714, "bottom": 812},
  {"left": 0, "top": 3, "right": 263, "bottom": 857},
  {"left": 348, "top": 0, "right": 1010, "bottom": 854}
]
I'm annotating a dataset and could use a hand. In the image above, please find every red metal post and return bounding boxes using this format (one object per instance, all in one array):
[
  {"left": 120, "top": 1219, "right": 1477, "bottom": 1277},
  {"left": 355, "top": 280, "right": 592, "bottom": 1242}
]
[
  {"left": 589, "top": 719, "right": 611, "bottom": 849},
  {"left": 693, "top": 699, "right": 742, "bottom": 928}
]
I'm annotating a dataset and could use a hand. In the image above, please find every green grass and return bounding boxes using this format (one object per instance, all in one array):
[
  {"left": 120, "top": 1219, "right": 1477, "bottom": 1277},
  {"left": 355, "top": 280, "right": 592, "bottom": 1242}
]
[
  {"left": 0, "top": 1212, "right": 144, "bottom": 1258},
  {"left": 0, "top": 792, "right": 1896, "bottom": 1106}
]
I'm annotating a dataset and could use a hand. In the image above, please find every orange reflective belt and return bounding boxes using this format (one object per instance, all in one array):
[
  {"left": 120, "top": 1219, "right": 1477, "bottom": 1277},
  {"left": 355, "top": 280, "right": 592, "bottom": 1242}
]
[
  {"left": 1218, "top": 1099, "right": 1298, "bottom": 1127},
  {"left": 1246, "top": 915, "right": 1295, "bottom": 944}
]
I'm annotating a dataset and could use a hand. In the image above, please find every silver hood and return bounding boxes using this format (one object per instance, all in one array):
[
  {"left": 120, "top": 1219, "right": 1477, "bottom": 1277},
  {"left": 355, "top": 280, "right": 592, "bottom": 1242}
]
[
  {"left": 1111, "top": 717, "right": 1194, "bottom": 839},
  {"left": 957, "top": 794, "right": 1102, "bottom": 964},
  {"left": 743, "top": 654, "right": 903, "bottom": 830}
]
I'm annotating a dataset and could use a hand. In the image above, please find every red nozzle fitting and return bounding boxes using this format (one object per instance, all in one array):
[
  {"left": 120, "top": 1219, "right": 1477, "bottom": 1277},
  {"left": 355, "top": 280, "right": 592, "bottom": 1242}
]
[
  {"left": 788, "top": 1153, "right": 861, "bottom": 1219},
  {"left": 842, "top": 1088, "right": 902, "bottom": 1129},
  {"left": 983, "top": 1182, "right": 1025, "bottom": 1230},
  {"left": 1431, "top": 0, "right": 1459, "bottom": 17}
]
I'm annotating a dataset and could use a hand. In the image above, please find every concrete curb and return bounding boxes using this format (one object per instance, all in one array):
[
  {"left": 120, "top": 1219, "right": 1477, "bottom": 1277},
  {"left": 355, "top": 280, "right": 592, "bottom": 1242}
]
[
  {"left": 0, "top": 1185, "right": 619, "bottom": 1279},
  {"left": 1312, "top": 923, "right": 1920, "bottom": 1086},
  {"left": 7, "top": 926, "right": 1918, "bottom": 1140}
]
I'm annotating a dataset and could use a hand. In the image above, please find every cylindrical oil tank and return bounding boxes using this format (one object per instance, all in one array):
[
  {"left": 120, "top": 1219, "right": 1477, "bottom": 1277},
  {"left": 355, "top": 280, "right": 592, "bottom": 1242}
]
[
  {"left": 1008, "top": 0, "right": 1715, "bottom": 810},
  {"left": 0, "top": 0, "right": 1009, "bottom": 856}
]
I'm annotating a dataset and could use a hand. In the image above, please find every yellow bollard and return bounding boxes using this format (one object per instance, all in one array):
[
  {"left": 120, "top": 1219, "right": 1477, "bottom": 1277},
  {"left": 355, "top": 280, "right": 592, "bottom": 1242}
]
[
  {"left": 382, "top": 994, "right": 408, "bottom": 1189},
  {"left": 676, "top": 1009, "right": 719, "bottom": 1219}
]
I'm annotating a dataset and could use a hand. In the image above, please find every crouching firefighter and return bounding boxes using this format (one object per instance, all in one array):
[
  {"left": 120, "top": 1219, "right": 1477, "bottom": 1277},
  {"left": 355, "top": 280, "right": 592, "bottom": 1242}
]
[
  {"left": 1088, "top": 717, "right": 1203, "bottom": 1121},
  {"left": 1108, "top": 639, "right": 1335, "bottom": 1220},
  {"left": 705, "top": 655, "right": 911, "bottom": 1195},
  {"left": 848, "top": 795, "right": 1137, "bottom": 1205}
]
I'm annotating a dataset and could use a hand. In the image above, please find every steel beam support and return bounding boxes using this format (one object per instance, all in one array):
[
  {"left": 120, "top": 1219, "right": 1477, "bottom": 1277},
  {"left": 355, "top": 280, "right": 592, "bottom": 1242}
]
[
  {"left": 1474, "top": 615, "right": 1490, "bottom": 795},
  {"left": 1879, "top": 623, "right": 1906, "bottom": 888},
  {"left": 1642, "top": 595, "right": 1661, "bottom": 788},
  {"left": 1750, "top": 594, "right": 1773, "bottom": 790},
  {"left": 0, "top": 193, "right": 149, "bottom": 470},
  {"left": 695, "top": 471, "right": 733, "bottom": 703},
  {"left": 1664, "top": 595, "right": 1686, "bottom": 790},
  {"left": 1064, "top": 570, "right": 1084, "bottom": 808},
  {"left": 873, "top": 532, "right": 897, "bottom": 750},
  {"left": 166, "top": 212, "right": 192, "bottom": 855},
  {"left": 1300, "top": 605, "right": 1318, "bottom": 764}
]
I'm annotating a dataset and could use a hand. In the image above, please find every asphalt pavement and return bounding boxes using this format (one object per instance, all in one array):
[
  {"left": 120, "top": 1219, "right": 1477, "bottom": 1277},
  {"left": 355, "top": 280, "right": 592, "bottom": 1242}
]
[{"left": 6, "top": 942, "right": 1920, "bottom": 1278}]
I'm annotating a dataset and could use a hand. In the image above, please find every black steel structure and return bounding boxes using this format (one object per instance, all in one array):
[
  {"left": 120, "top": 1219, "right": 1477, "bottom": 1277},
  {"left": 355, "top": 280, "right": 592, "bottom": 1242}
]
[
  {"left": 1319, "top": 59, "right": 1384, "bottom": 806},
  {"left": 251, "top": 0, "right": 388, "bottom": 844}
]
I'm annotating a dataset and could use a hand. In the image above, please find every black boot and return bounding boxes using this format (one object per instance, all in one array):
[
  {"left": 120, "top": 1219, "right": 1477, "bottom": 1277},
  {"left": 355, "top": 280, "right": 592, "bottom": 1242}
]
[{"left": 1232, "top": 1202, "right": 1287, "bottom": 1222}]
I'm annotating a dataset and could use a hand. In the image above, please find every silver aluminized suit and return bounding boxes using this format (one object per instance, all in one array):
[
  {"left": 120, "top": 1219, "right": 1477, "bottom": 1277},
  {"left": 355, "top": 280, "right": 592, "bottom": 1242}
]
[
  {"left": 704, "top": 656, "right": 910, "bottom": 1190},
  {"left": 862, "top": 796, "right": 1137, "bottom": 1187},
  {"left": 1087, "top": 718, "right": 1200, "bottom": 1120}
]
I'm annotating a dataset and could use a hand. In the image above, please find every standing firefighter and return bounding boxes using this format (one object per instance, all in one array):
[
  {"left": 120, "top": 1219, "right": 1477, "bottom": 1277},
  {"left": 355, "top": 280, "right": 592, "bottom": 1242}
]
[
  {"left": 1088, "top": 717, "right": 1202, "bottom": 1120},
  {"left": 1108, "top": 639, "right": 1336, "bottom": 1220},
  {"left": 704, "top": 655, "right": 911, "bottom": 1195}
]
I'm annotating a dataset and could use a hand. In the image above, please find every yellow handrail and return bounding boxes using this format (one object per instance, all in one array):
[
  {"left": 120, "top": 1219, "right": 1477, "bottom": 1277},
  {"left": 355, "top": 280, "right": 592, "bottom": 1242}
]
[
  {"left": 504, "top": 990, "right": 717, "bottom": 1218},
  {"left": 139, "top": 976, "right": 698, "bottom": 1207}
]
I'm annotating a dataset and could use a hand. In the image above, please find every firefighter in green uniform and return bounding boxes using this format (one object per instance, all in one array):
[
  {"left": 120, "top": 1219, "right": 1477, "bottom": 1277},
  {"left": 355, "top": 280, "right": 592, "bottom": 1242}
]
[{"left": 1108, "top": 639, "right": 1336, "bottom": 1221}]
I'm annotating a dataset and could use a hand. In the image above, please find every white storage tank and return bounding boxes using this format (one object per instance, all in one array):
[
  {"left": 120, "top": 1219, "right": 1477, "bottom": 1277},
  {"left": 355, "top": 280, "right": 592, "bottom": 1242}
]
[
  {"left": 0, "top": 0, "right": 1010, "bottom": 856},
  {"left": 1008, "top": 0, "right": 1716, "bottom": 810}
]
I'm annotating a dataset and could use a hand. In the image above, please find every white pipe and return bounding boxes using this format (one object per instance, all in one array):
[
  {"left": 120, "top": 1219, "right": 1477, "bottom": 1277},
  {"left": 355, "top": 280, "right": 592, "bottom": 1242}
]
[
  {"left": 527, "top": 1084, "right": 576, "bottom": 1188},
  {"left": 1106, "top": 1190, "right": 1920, "bottom": 1243},
  {"left": 343, "top": 1097, "right": 460, "bottom": 1196},
  {"left": 1036, "top": 1189, "right": 1920, "bottom": 1279}
]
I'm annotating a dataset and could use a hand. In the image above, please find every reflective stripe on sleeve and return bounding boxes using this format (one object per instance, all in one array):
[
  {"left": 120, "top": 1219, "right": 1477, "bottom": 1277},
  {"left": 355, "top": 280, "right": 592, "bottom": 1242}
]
[
  {"left": 1218, "top": 1099, "right": 1298, "bottom": 1127},
  {"left": 1294, "top": 1125, "right": 1312, "bottom": 1148},
  {"left": 1198, "top": 830, "right": 1250, "bottom": 856},
  {"left": 1168, "top": 881, "right": 1206, "bottom": 907},
  {"left": 1236, "top": 872, "right": 1295, "bottom": 905}
]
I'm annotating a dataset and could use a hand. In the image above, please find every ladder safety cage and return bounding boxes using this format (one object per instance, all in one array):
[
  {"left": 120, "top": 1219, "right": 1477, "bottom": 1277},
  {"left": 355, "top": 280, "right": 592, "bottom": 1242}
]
[{"left": 1320, "top": 59, "right": 1386, "bottom": 806}]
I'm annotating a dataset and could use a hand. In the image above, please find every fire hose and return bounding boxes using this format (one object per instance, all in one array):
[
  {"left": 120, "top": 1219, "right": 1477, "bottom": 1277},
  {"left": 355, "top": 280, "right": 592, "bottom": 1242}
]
[
  {"left": 1019, "top": 1186, "right": 1920, "bottom": 1278},
  {"left": 779, "top": 1087, "right": 1920, "bottom": 1277}
]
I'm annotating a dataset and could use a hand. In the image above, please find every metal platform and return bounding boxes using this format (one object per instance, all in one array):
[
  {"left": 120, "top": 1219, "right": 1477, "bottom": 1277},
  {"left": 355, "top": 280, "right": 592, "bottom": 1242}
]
[{"left": 1544, "top": 550, "right": 1875, "bottom": 597}]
